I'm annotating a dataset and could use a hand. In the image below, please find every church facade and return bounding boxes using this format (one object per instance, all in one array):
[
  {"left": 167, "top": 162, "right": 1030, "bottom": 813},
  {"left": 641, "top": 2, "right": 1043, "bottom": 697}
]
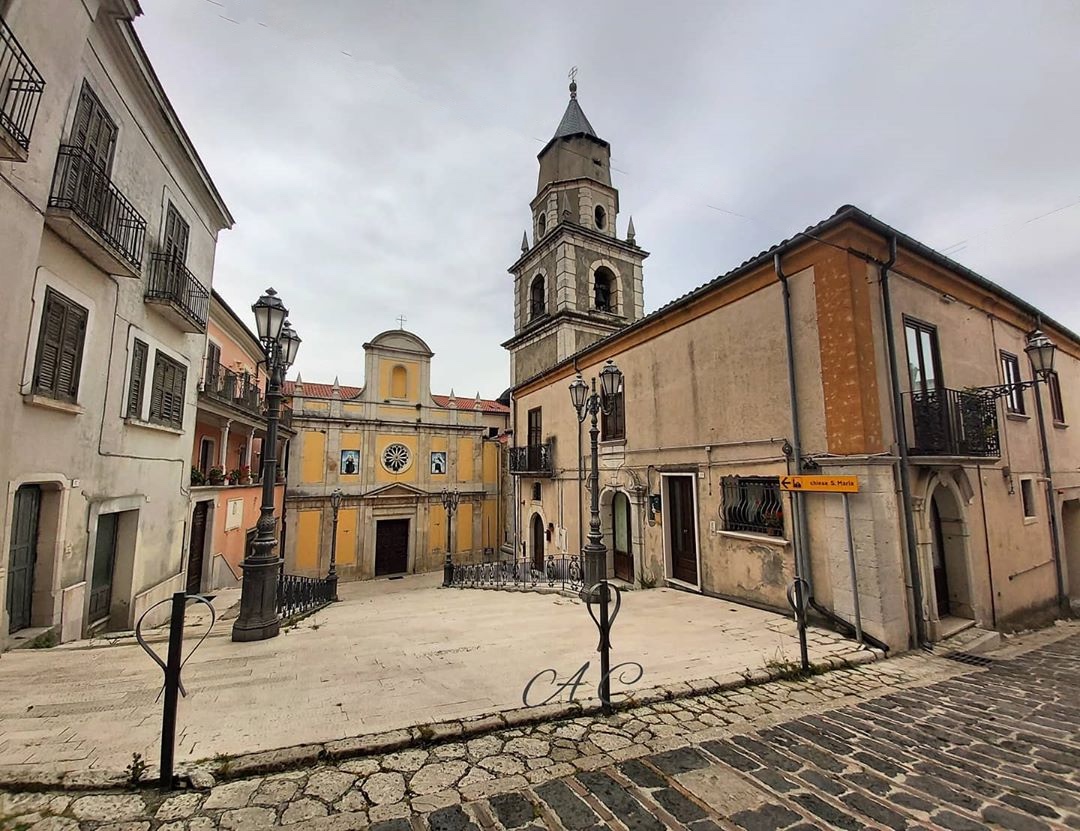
[
  {"left": 505, "top": 83, "right": 1080, "bottom": 651},
  {"left": 282, "top": 330, "right": 509, "bottom": 582}
]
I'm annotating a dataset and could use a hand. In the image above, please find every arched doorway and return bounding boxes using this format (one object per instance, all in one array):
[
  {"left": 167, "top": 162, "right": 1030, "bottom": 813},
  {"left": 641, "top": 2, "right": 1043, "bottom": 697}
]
[
  {"left": 928, "top": 484, "right": 973, "bottom": 621},
  {"left": 612, "top": 492, "right": 633, "bottom": 582},
  {"left": 530, "top": 513, "right": 545, "bottom": 571}
]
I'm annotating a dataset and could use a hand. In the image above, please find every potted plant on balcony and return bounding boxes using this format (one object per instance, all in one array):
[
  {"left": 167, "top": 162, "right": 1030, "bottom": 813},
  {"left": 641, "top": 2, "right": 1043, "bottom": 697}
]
[
  {"left": 190, "top": 466, "right": 207, "bottom": 487},
  {"left": 208, "top": 466, "right": 225, "bottom": 486},
  {"left": 227, "top": 468, "right": 241, "bottom": 486}
]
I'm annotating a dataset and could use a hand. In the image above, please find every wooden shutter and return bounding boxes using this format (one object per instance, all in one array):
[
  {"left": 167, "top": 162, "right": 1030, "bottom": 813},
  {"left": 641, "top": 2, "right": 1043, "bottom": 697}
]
[
  {"left": 33, "top": 288, "right": 87, "bottom": 403},
  {"left": 150, "top": 352, "right": 187, "bottom": 428},
  {"left": 163, "top": 203, "right": 190, "bottom": 264},
  {"left": 127, "top": 339, "right": 148, "bottom": 418}
]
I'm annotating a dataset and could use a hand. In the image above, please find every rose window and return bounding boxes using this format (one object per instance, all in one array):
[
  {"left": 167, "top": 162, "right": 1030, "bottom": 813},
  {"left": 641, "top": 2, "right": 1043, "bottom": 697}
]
[{"left": 382, "top": 443, "right": 411, "bottom": 473}]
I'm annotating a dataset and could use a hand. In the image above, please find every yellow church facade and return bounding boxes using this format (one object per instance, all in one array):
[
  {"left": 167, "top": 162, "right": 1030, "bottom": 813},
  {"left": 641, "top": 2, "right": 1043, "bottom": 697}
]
[{"left": 282, "top": 330, "right": 509, "bottom": 581}]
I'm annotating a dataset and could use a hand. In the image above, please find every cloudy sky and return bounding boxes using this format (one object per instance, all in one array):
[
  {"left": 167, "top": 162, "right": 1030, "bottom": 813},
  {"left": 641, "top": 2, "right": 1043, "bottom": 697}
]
[{"left": 136, "top": 1, "right": 1080, "bottom": 397}]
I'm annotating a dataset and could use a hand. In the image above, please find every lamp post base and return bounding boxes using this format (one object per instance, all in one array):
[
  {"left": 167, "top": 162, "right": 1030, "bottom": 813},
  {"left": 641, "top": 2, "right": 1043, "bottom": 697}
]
[
  {"left": 231, "top": 556, "right": 282, "bottom": 642},
  {"left": 231, "top": 616, "right": 281, "bottom": 642}
]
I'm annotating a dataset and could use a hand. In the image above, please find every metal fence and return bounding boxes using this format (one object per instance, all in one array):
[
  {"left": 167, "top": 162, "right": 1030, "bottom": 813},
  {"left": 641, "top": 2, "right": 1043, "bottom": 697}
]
[
  {"left": 0, "top": 17, "right": 45, "bottom": 152},
  {"left": 277, "top": 573, "right": 333, "bottom": 620},
  {"left": 509, "top": 442, "right": 553, "bottom": 476},
  {"left": 146, "top": 253, "right": 210, "bottom": 330},
  {"left": 48, "top": 144, "right": 146, "bottom": 269},
  {"left": 721, "top": 476, "right": 785, "bottom": 537},
  {"left": 448, "top": 554, "right": 584, "bottom": 593},
  {"left": 202, "top": 360, "right": 264, "bottom": 417},
  {"left": 906, "top": 387, "right": 1000, "bottom": 457}
]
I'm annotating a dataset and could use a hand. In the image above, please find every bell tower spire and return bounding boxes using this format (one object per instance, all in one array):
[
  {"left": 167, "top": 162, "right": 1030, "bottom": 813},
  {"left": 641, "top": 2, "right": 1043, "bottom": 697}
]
[{"left": 503, "top": 75, "right": 648, "bottom": 385}]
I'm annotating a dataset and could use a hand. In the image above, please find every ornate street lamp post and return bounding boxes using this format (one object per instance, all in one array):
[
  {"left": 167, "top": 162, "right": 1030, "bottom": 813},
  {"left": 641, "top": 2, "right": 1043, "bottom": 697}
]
[
  {"left": 328, "top": 488, "right": 343, "bottom": 602},
  {"left": 441, "top": 488, "right": 460, "bottom": 587},
  {"left": 571, "top": 360, "right": 623, "bottom": 713},
  {"left": 232, "top": 288, "right": 301, "bottom": 642}
]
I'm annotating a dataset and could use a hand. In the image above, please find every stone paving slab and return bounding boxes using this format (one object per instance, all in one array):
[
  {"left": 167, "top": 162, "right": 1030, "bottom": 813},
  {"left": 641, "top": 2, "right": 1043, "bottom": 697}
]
[
  {"left": 5, "top": 621, "right": 1076, "bottom": 829},
  {"left": 0, "top": 574, "right": 871, "bottom": 778}
]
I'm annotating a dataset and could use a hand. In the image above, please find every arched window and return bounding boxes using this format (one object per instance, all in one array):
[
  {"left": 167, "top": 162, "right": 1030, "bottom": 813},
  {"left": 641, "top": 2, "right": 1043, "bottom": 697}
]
[
  {"left": 594, "top": 267, "right": 614, "bottom": 312},
  {"left": 537, "top": 211, "right": 546, "bottom": 237},
  {"left": 390, "top": 365, "right": 407, "bottom": 398},
  {"left": 594, "top": 204, "right": 606, "bottom": 230},
  {"left": 530, "top": 275, "right": 546, "bottom": 320}
]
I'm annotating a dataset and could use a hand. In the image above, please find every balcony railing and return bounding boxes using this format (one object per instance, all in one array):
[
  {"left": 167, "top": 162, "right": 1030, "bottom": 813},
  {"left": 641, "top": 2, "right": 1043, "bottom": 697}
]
[
  {"left": 905, "top": 387, "right": 1000, "bottom": 458},
  {"left": 0, "top": 16, "right": 45, "bottom": 155},
  {"left": 277, "top": 573, "right": 334, "bottom": 620},
  {"left": 202, "top": 360, "right": 265, "bottom": 419},
  {"left": 145, "top": 253, "right": 209, "bottom": 332},
  {"left": 48, "top": 144, "right": 146, "bottom": 272},
  {"left": 509, "top": 441, "right": 554, "bottom": 476}
]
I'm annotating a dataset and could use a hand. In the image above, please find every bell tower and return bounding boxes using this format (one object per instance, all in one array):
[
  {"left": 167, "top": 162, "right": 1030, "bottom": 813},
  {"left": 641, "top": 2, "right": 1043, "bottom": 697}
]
[{"left": 503, "top": 77, "right": 648, "bottom": 385}]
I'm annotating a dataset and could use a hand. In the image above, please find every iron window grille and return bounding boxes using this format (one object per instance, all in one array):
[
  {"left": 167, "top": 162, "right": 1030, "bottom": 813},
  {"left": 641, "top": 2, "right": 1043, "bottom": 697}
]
[
  {"left": 1000, "top": 351, "right": 1025, "bottom": 415},
  {"left": 907, "top": 387, "right": 1000, "bottom": 457},
  {"left": 0, "top": 16, "right": 46, "bottom": 152},
  {"left": 32, "top": 287, "right": 88, "bottom": 403},
  {"left": 721, "top": 476, "right": 784, "bottom": 537}
]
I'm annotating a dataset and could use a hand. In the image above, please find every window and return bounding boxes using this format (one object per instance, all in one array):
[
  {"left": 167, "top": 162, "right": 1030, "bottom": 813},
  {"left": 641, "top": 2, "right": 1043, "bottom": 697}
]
[
  {"left": 126, "top": 338, "right": 148, "bottom": 417},
  {"left": 537, "top": 212, "right": 546, "bottom": 237},
  {"left": 149, "top": 352, "right": 187, "bottom": 428},
  {"left": 1048, "top": 371, "right": 1065, "bottom": 423},
  {"left": 1020, "top": 478, "right": 1036, "bottom": 519},
  {"left": 594, "top": 267, "right": 614, "bottom": 312},
  {"left": 532, "top": 482, "right": 541, "bottom": 501},
  {"left": 382, "top": 442, "right": 411, "bottom": 473},
  {"left": 721, "top": 476, "right": 784, "bottom": 537},
  {"left": 904, "top": 318, "right": 942, "bottom": 394},
  {"left": 594, "top": 204, "right": 606, "bottom": 230},
  {"left": 32, "top": 287, "right": 88, "bottom": 403},
  {"left": 199, "top": 438, "right": 215, "bottom": 475},
  {"left": 527, "top": 407, "right": 542, "bottom": 447},
  {"left": 1000, "top": 351, "right": 1025, "bottom": 415},
  {"left": 163, "top": 202, "right": 190, "bottom": 264},
  {"left": 71, "top": 82, "right": 117, "bottom": 172},
  {"left": 601, "top": 390, "right": 625, "bottom": 441},
  {"left": 530, "top": 275, "right": 546, "bottom": 320}
]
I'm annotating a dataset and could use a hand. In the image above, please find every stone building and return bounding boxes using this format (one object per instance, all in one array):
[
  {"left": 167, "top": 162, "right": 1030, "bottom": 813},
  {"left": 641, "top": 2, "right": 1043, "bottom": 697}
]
[
  {"left": 282, "top": 330, "right": 509, "bottom": 582},
  {"left": 506, "top": 84, "right": 1080, "bottom": 651},
  {"left": 0, "top": 0, "right": 232, "bottom": 646}
]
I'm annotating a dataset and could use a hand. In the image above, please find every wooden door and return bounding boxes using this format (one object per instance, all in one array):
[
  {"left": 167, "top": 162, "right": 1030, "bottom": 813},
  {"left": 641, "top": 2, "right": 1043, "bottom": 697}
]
[
  {"left": 612, "top": 492, "right": 633, "bottom": 583},
  {"left": 667, "top": 476, "right": 698, "bottom": 584},
  {"left": 530, "top": 513, "right": 545, "bottom": 571},
  {"left": 375, "top": 519, "right": 409, "bottom": 576},
  {"left": 187, "top": 502, "right": 209, "bottom": 595},
  {"left": 89, "top": 512, "right": 119, "bottom": 625},
  {"left": 7, "top": 485, "right": 41, "bottom": 633}
]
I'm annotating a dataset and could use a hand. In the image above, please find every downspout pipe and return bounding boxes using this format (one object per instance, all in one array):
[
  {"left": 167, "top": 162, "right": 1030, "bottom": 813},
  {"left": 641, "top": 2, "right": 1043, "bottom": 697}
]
[
  {"left": 879, "top": 236, "right": 928, "bottom": 647},
  {"left": 774, "top": 254, "right": 810, "bottom": 584}
]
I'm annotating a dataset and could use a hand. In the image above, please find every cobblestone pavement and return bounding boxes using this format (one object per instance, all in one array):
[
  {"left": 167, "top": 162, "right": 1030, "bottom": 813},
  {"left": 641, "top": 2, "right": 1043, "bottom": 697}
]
[{"left": 2, "top": 624, "right": 1077, "bottom": 830}]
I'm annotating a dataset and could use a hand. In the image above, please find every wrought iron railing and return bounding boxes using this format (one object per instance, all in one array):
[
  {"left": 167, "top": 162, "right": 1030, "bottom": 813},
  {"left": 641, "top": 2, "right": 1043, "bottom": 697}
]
[
  {"left": 509, "top": 442, "right": 553, "bottom": 476},
  {"left": 448, "top": 554, "right": 584, "bottom": 593},
  {"left": 146, "top": 253, "right": 209, "bottom": 330},
  {"left": 202, "top": 360, "right": 264, "bottom": 417},
  {"left": 0, "top": 16, "right": 45, "bottom": 152},
  {"left": 721, "top": 476, "right": 785, "bottom": 537},
  {"left": 277, "top": 573, "right": 333, "bottom": 619},
  {"left": 48, "top": 144, "right": 146, "bottom": 269},
  {"left": 906, "top": 387, "right": 1000, "bottom": 458}
]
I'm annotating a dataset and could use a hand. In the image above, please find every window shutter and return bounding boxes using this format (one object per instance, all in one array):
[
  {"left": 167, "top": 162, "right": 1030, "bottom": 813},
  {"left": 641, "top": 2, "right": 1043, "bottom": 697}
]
[
  {"left": 127, "top": 339, "right": 148, "bottom": 418},
  {"left": 72, "top": 85, "right": 94, "bottom": 149},
  {"left": 33, "top": 289, "right": 88, "bottom": 403},
  {"left": 33, "top": 297, "right": 66, "bottom": 395},
  {"left": 164, "top": 203, "right": 190, "bottom": 264},
  {"left": 56, "top": 303, "right": 87, "bottom": 402},
  {"left": 170, "top": 361, "right": 187, "bottom": 427},
  {"left": 150, "top": 355, "right": 166, "bottom": 422}
]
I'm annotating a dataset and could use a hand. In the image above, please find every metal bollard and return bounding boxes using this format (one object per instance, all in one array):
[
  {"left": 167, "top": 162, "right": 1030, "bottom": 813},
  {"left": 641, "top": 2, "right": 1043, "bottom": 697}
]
[
  {"left": 786, "top": 577, "right": 811, "bottom": 672},
  {"left": 586, "top": 580, "right": 623, "bottom": 714}
]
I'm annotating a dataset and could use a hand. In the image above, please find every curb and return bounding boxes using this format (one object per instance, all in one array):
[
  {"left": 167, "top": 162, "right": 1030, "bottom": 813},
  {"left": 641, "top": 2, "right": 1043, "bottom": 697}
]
[{"left": 0, "top": 646, "right": 884, "bottom": 793}]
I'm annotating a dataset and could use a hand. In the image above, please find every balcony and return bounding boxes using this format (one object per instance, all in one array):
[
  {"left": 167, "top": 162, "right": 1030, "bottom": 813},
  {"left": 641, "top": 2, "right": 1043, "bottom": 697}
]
[
  {"left": 509, "top": 441, "right": 554, "bottom": 476},
  {"left": 201, "top": 361, "right": 265, "bottom": 419},
  {"left": 46, "top": 144, "right": 146, "bottom": 277},
  {"left": 0, "top": 17, "right": 45, "bottom": 161},
  {"left": 145, "top": 253, "right": 209, "bottom": 333},
  {"left": 905, "top": 387, "right": 1000, "bottom": 459}
]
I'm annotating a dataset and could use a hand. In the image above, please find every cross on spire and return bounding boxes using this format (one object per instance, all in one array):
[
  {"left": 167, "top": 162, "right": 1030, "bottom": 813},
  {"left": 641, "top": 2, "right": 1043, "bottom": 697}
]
[
  {"left": 568, "top": 65, "right": 579, "bottom": 98},
  {"left": 396, "top": 314, "right": 407, "bottom": 330}
]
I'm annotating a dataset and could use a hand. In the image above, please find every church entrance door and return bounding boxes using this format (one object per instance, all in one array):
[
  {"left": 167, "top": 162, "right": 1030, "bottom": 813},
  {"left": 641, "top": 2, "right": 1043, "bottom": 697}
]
[{"left": 375, "top": 519, "right": 409, "bottom": 576}]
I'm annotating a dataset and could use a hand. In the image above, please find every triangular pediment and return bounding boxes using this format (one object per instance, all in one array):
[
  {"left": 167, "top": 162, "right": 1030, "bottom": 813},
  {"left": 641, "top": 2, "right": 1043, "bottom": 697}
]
[{"left": 366, "top": 483, "right": 427, "bottom": 499}]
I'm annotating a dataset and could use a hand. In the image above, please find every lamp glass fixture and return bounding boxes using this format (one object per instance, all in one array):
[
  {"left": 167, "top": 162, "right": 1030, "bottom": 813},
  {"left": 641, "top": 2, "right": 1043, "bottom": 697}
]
[
  {"left": 280, "top": 322, "right": 302, "bottom": 367},
  {"left": 599, "top": 360, "right": 622, "bottom": 401},
  {"left": 1024, "top": 330, "right": 1056, "bottom": 377},
  {"left": 252, "top": 287, "right": 287, "bottom": 344},
  {"left": 569, "top": 374, "right": 588, "bottom": 416},
  {"left": 329, "top": 488, "right": 344, "bottom": 511}
]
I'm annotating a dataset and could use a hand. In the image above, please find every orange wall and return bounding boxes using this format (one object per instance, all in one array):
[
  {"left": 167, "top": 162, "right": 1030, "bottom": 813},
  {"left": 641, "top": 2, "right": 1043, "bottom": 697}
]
[
  {"left": 192, "top": 420, "right": 265, "bottom": 475},
  {"left": 206, "top": 483, "right": 285, "bottom": 577},
  {"left": 206, "top": 320, "right": 266, "bottom": 383}
]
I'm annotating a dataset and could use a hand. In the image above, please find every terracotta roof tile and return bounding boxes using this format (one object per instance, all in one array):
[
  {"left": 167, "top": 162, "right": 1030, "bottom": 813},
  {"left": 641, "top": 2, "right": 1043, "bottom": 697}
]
[
  {"left": 283, "top": 381, "right": 362, "bottom": 399},
  {"left": 432, "top": 395, "right": 509, "bottom": 414},
  {"left": 282, "top": 382, "right": 509, "bottom": 414}
]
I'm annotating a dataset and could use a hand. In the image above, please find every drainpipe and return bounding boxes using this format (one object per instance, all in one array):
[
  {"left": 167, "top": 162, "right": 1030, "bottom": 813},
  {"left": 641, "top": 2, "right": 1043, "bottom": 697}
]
[
  {"left": 774, "top": 254, "right": 810, "bottom": 584},
  {"left": 878, "top": 236, "right": 927, "bottom": 647}
]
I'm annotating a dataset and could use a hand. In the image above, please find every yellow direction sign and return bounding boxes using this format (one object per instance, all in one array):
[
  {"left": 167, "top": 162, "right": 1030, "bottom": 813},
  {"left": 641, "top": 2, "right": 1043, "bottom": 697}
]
[{"left": 779, "top": 475, "right": 859, "bottom": 493}]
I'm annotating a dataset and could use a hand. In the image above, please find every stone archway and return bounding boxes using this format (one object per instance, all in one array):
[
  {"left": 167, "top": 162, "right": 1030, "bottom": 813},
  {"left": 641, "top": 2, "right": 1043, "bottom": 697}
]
[{"left": 927, "top": 481, "right": 974, "bottom": 625}]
